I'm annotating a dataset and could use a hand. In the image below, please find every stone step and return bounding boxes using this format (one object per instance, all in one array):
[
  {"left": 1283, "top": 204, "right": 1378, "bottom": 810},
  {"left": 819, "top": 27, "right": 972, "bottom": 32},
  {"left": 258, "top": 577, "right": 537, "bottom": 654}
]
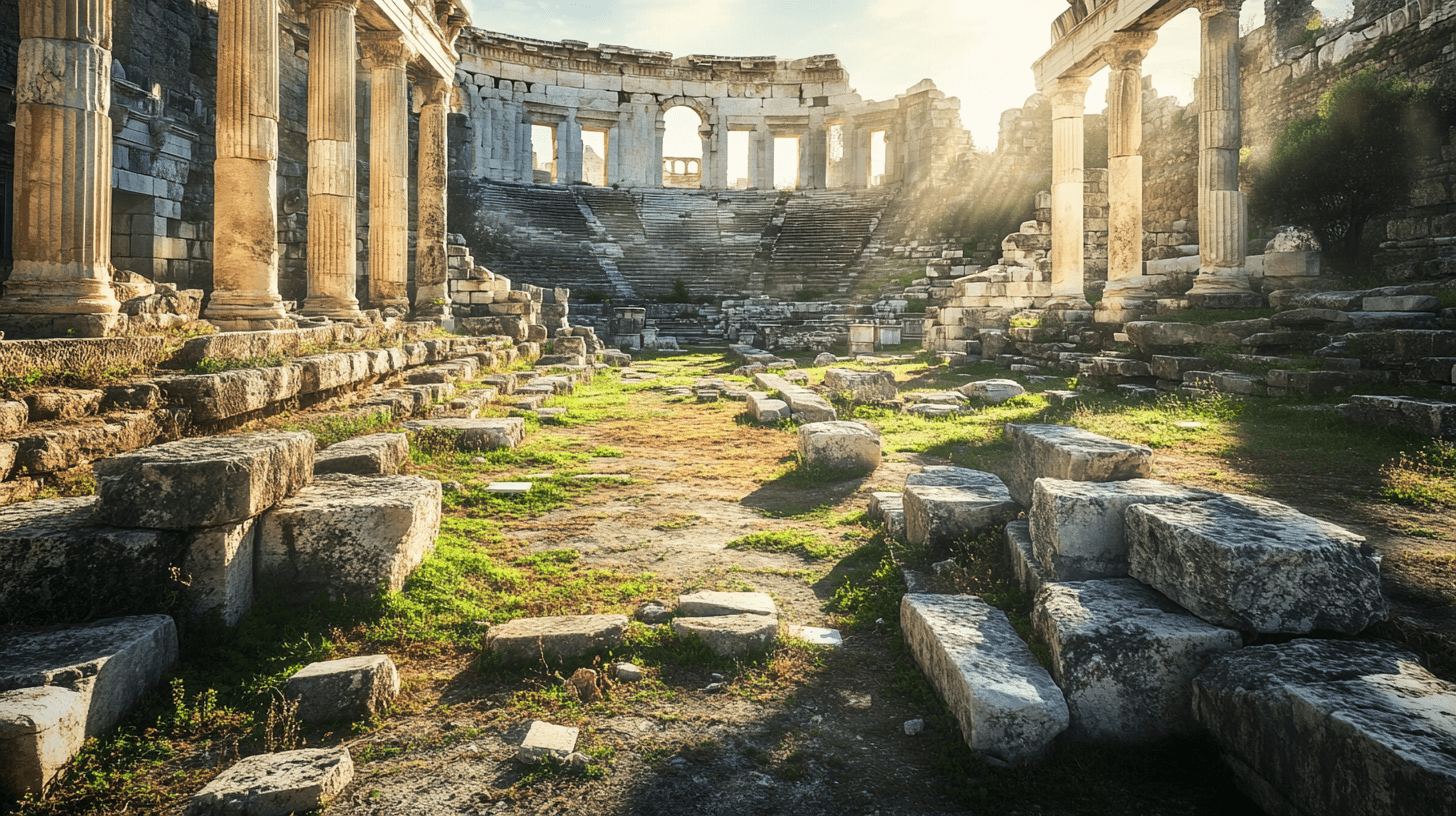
[
  {"left": 1338, "top": 394, "right": 1456, "bottom": 438},
  {"left": 903, "top": 470, "right": 1018, "bottom": 547},
  {"left": 312, "top": 433, "right": 409, "bottom": 477},
  {"left": 1004, "top": 424, "right": 1153, "bottom": 507}
]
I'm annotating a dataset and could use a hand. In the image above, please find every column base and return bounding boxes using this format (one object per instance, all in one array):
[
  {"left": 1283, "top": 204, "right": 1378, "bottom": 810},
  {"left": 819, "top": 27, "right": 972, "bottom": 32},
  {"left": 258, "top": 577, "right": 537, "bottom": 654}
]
[
  {"left": 206, "top": 318, "right": 299, "bottom": 333},
  {"left": 204, "top": 290, "right": 289, "bottom": 325},
  {"left": 0, "top": 313, "right": 124, "bottom": 339},
  {"left": 300, "top": 297, "right": 363, "bottom": 320},
  {"left": 1044, "top": 296, "right": 1093, "bottom": 311},
  {"left": 1187, "top": 269, "right": 1266, "bottom": 309},
  {"left": 1, "top": 263, "right": 121, "bottom": 315},
  {"left": 413, "top": 301, "right": 453, "bottom": 322}
]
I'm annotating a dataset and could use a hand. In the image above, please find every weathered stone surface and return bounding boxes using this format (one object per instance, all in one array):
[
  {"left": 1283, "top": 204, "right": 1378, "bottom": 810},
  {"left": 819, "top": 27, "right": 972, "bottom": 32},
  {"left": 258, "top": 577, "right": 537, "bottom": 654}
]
[
  {"left": 180, "top": 519, "right": 257, "bottom": 627},
  {"left": 0, "top": 685, "right": 88, "bottom": 798},
  {"left": 1124, "top": 319, "right": 1272, "bottom": 352},
  {"left": 678, "top": 591, "right": 777, "bottom": 618},
  {"left": 1034, "top": 579, "right": 1241, "bottom": 743},
  {"left": 1270, "top": 308, "right": 1351, "bottom": 329},
  {"left": 93, "top": 432, "right": 315, "bottom": 530},
  {"left": 157, "top": 365, "right": 304, "bottom": 422},
  {"left": 1004, "top": 520, "right": 1053, "bottom": 598},
  {"left": 1149, "top": 355, "right": 1213, "bottom": 381},
  {"left": 1004, "top": 424, "right": 1153, "bottom": 507},
  {"left": 24, "top": 390, "right": 102, "bottom": 422},
  {"left": 285, "top": 656, "right": 400, "bottom": 723},
  {"left": 0, "top": 400, "right": 28, "bottom": 434},
  {"left": 813, "top": 352, "right": 839, "bottom": 367},
  {"left": 867, "top": 491, "right": 906, "bottom": 540},
  {"left": 13, "top": 411, "right": 167, "bottom": 475},
  {"left": 1127, "top": 494, "right": 1386, "bottom": 634},
  {"left": 1363, "top": 295, "right": 1440, "bottom": 312},
  {"left": 824, "top": 368, "right": 897, "bottom": 402},
  {"left": 518, "top": 721, "right": 579, "bottom": 764},
  {"left": 901, "top": 594, "right": 1068, "bottom": 765},
  {"left": 402, "top": 417, "right": 527, "bottom": 450},
  {"left": 672, "top": 614, "right": 778, "bottom": 657},
  {"left": 1339, "top": 395, "right": 1456, "bottom": 439},
  {"left": 906, "top": 465, "right": 999, "bottom": 488},
  {"left": 488, "top": 614, "right": 629, "bottom": 663},
  {"left": 784, "top": 390, "right": 836, "bottom": 423},
  {"left": 312, "top": 433, "right": 410, "bottom": 476},
  {"left": 184, "top": 747, "right": 354, "bottom": 816},
  {"left": 256, "top": 475, "right": 443, "bottom": 602},
  {"left": 903, "top": 471, "right": 1018, "bottom": 547},
  {"left": 1030, "top": 478, "right": 1217, "bottom": 581},
  {"left": 798, "top": 420, "right": 881, "bottom": 474},
  {"left": 1192, "top": 639, "right": 1456, "bottom": 816},
  {"left": 746, "top": 391, "right": 791, "bottom": 423},
  {"left": 1344, "top": 311, "right": 1439, "bottom": 331},
  {"left": 957, "top": 379, "right": 1026, "bottom": 403}
]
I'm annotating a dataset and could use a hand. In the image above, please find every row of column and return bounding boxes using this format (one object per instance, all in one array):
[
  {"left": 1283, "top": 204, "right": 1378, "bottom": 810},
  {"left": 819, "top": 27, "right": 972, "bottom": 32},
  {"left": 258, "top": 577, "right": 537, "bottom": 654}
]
[{"left": 1047, "top": 0, "right": 1252, "bottom": 313}]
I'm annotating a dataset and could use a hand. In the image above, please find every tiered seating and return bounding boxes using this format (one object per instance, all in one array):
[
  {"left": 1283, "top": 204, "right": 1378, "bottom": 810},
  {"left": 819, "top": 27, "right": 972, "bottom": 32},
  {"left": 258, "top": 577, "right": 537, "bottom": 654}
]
[
  {"left": 459, "top": 181, "right": 613, "bottom": 294},
  {"left": 763, "top": 190, "right": 894, "bottom": 295}
]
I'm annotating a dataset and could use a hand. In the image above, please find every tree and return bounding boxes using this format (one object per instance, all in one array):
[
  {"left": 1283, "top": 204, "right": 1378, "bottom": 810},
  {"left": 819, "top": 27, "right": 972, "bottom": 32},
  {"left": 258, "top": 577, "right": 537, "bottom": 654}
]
[{"left": 1248, "top": 69, "right": 1445, "bottom": 264}]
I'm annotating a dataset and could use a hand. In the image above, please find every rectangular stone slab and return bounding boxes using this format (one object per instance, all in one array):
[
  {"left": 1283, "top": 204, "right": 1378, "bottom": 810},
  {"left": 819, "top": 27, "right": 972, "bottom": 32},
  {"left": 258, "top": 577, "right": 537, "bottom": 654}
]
[
  {"left": 903, "top": 470, "right": 1017, "bottom": 547},
  {"left": 488, "top": 614, "right": 629, "bottom": 663},
  {"left": 0, "top": 685, "right": 88, "bottom": 799},
  {"left": 1004, "top": 520, "right": 1053, "bottom": 599},
  {"left": 518, "top": 720, "right": 579, "bottom": 764},
  {"left": 402, "top": 417, "right": 527, "bottom": 451},
  {"left": 672, "top": 614, "right": 778, "bottom": 657},
  {"left": 184, "top": 747, "right": 354, "bottom": 816},
  {"left": 1030, "top": 478, "right": 1217, "bottom": 581},
  {"left": 798, "top": 420, "right": 882, "bottom": 474},
  {"left": 285, "top": 655, "right": 400, "bottom": 723},
  {"left": 1193, "top": 639, "right": 1456, "bottom": 816},
  {"left": 1127, "top": 494, "right": 1386, "bottom": 634},
  {"left": 678, "top": 591, "right": 777, "bottom": 617},
  {"left": 312, "top": 433, "right": 410, "bottom": 476},
  {"left": 1004, "top": 424, "right": 1153, "bottom": 506},
  {"left": 93, "top": 431, "right": 315, "bottom": 530},
  {"left": 901, "top": 594, "right": 1068, "bottom": 765}
]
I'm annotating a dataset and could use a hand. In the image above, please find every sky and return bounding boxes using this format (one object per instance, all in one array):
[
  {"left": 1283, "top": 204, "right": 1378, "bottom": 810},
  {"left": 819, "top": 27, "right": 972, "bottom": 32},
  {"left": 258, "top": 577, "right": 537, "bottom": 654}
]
[{"left": 481, "top": 0, "right": 1354, "bottom": 164}]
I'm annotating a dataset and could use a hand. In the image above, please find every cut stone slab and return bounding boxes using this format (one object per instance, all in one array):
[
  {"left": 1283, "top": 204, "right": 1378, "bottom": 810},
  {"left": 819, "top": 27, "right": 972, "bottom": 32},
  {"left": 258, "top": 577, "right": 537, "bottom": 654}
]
[
  {"left": 906, "top": 465, "right": 1001, "bottom": 488},
  {"left": 256, "top": 475, "right": 443, "bottom": 602},
  {"left": 92, "top": 432, "right": 315, "bottom": 530},
  {"left": 868, "top": 491, "right": 905, "bottom": 540},
  {"left": 784, "top": 390, "right": 836, "bottom": 423},
  {"left": 1339, "top": 395, "right": 1456, "bottom": 439},
  {"left": 312, "top": 433, "right": 409, "bottom": 476},
  {"left": 402, "top": 417, "right": 527, "bottom": 451},
  {"left": 1004, "top": 424, "right": 1153, "bottom": 506},
  {"left": 798, "top": 420, "right": 881, "bottom": 474},
  {"left": 1127, "top": 494, "right": 1386, "bottom": 634},
  {"left": 824, "top": 368, "right": 898, "bottom": 402},
  {"left": 1363, "top": 295, "right": 1440, "bottom": 312},
  {"left": 284, "top": 655, "right": 400, "bottom": 723},
  {"left": 678, "top": 591, "right": 777, "bottom": 618},
  {"left": 486, "top": 482, "right": 533, "bottom": 494},
  {"left": 518, "top": 720, "right": 579, "bottom": 764},
  {"left": 958, "top": 379, "right": 1027, "bottom": 404},
  {"left": 901, "top": 594, "right": 1069, "bottom": 765},
  {"left": 746, "top": 392, "right": 790, "bottom": 423},
  {"left": 1033, "top": 579, "right": 1241, "bottom": 743},
  {"left": 488, "top": 614, "right": 629, "bottom": 663},
  {"left": 1192, "top": 639, "right": 1456, "bottom": 816},
  {"left": 183, "top": 747, "right": 353, "bottom": 816},
  {"left": 180, "top": 519, "right": 257, "bottom": 627},
  {"left": 790, "top": 626, "right": 844, "bottom": 648},
  {"left": 1030, "top": 478, "right": 1218, "bottom": 581},
  {"left": 672, "top": 614, "right": 778, "bottom": 657},
  {"left": 0, "top": 685, "right": 87, "bottom": 799},
  {"left": 903, "top": 470, "right": 1018, "bottom": 547},
  {"left": 1004, "top": 520, "right": 1053, "bottom": 599}
]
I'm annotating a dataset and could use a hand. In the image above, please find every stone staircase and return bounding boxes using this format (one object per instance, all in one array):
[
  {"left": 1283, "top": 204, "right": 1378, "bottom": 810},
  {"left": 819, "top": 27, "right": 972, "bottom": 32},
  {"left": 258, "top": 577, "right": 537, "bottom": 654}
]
[{"left": 764, "top": 189, "right": 895, "bottom": 296}]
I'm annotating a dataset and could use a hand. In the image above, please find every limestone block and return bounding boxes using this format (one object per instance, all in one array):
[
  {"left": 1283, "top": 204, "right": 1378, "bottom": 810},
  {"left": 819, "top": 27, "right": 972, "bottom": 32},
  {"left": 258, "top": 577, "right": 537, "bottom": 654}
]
[
  {"left": 402, "top": 417, "right": 526, "bottom": 450},
  {"left": 93, "top": 432, "right": 315, "bottom": 530},
  {"left": 906, "top": 465, "right": 994, "bottom": 488},
  {"left": 1193, "top": 640, "right": 1456, "bottom": 816},
  {"left": 0, "top": 400, "right": 28, "bottom": 434},
  {"left": 256, "top": 475, "right": 443, "bottom": 602},
  {"left": 285, "top": 655, "right": 400, "bottom": 723},
  {"left": 184, "top": 748, "right": 354, "bottom": 816},
  {"left": 823, "top": 368, "right": 897, "bottom": 402},
  {"left": 156, "top": 365, "right": 304, "bottom": 422},
  {"left": 1362, "top": 295, "right": 1439, "bottom": 312},
  {"left": 518, "top": 721, "right": 578, "bottom": 764},
  {"left": 297, "top": 351, "right": 375, "bottom": 394},
  {"left": 24, "top": 390, "right": 102, "bottom": 422},
  {"left": 746, "top": 392, "right": 790, "bottom": 423},
  {"left": 488, "top": 614, "right": 629, "bottom": 663},
  {"left": 0, "top": 685, "right": 87, "bottom": 799},
  {"left": 1030, "top": 478, "right": 1217, "bottom": 581},
  {"left": 798, "top": 421, "right": 881, "bottom": 474},
  {"left": 901, "top": 594, "right": 1068, "bottom": 765},
  {"left": 1339, "top": 395, "right": 1456, "bottom": 438},
  {"left": 312, "top": 433, "right": 410, "bottom": 476},
  {"left": 1004, "top": 424, "right": 1153, "bottom": 507},
  {"left": 672, "top": 614, "right": 778, "bottom": 657},
  {"left": 1004, "top": 520, "right": 1052, "bottom": 598},
  {"left": 1034, "top": 579, "right": 1241, "bottom": 743},
  {"left": 957, "top": 379, "right": 1026, "bottom": 403},
  {"left": 1127, "top": 494, "right": 1386, "bottom": 634},
  {"left": 903, "top": 470, "right": 1017, "bottom": 547},
  {"left": 678, "top": 591, "right": 777, "bottom": 618},
  {"left": 1149, "top": 355, "right": 1212, "bottom": 381},
  {"left": 180, "top": 519, "right": 257, "bottom": 627}
]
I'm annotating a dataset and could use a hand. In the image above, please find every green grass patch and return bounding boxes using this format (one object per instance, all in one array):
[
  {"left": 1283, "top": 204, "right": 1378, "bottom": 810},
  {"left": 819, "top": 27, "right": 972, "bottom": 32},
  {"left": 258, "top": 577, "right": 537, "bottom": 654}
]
[
  {"left": 284, "top": 409, "right": 396, "bottom": 447},
  {"left": 726, "top": 530, "right": 843, "bottom": 559},
  {"left": 186, "top": 352, "right": 289, "bottom": 375},
  {"left": 1381, "top": 441, "right": 1456, "bottom": 507}
]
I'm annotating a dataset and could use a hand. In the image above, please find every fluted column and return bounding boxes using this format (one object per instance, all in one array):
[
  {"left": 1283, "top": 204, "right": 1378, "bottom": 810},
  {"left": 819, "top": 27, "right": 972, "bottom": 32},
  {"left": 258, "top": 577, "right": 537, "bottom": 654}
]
[
  {"left": 360, "top": 32, "right": 410, "bottom": 312},
  {"left": 1101, "top": 31, "right": 1159, "bottom": 314},
  {"left": 1191, "top": 0, "right": 1254, "bottom": 303},
  {"left": 1049, "top": 75, "right": 1092, "bottom": 308},
  {"left": 414, "top": 75, "right": 451, "bottom": 321},
  {"left": 3, "top": 0, "right": 121, "bottom": 332},
  {"left": 301, "top": 0, "right": 362, "bottom": 319},
  {"left": 206, "top": 0, "right": 290, "bottom": 330}
]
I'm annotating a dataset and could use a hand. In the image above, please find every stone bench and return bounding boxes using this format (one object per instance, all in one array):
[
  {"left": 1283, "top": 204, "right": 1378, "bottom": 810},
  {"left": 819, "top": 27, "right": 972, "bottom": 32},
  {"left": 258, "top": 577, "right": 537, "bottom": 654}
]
[
  {"left": 902, "top": 468, "right": 1017, "bottom": 547},
  {"left": 1004, "top": 424, "right": 1153, "bottom": 506},
  {"left": 798, "top": 421, "right": 881, "bottom": 474}
]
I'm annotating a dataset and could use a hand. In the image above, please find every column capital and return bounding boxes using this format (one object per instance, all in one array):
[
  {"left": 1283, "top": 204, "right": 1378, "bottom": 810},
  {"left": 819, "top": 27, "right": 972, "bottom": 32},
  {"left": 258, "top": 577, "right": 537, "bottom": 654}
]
[
  {"left": 359, "top": 30, "right": 412, "bottom": 69},
  {"left": 413, "top": 74, "right": 452, "bottom": 108},
  {"left": 1103, "top": 31, "right": 1158, "bottom": 70},
  {"left": 302, "top": 0, "right": 358, "bottom": 11},
  {"left": 1198, "top": 0, "right": 1243, "bottom": 19},
  {"left": 1049, "top": 75, "right": 1092, "bottom": 117}
]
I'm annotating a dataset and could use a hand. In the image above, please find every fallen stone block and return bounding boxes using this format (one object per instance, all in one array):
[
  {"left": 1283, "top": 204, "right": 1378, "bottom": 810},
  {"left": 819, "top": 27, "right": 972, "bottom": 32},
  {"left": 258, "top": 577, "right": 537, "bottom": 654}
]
[
  {"left": 1149, "top": 356, "right": 1212, "bottom": 382},
  {"left": 402, "top": 417, "right": 527, "bottom": 451},
  {"left": 0, "top": 685, "right": 88, "bottom": 799},
  {"left": 746, "top": 392, "right": 790, "bottom": 423},
  {"left": 784, "top": 390, "right": 836, "bottom": 423},
  {"left": 13, "top": 411, "right": 168, "bottom": 475},
  {"left": 285, "top": 655, "right": 400, "bottom": 723},
  {"left": 93, "top": 432, "right": 315, "bottom": 530},
  {"left": 1193, "top": 639, "right": 1456, "bottom": 816},
  {"left": 156, "top": 365, "right": 303, "bottom": 423},
  {"left": 672, "top": 614, "right": 778, "bottom": 657},
  {"left": 184, "top": 747, "right": 354, "bottom": 816},
  {"left": 1034, "top": 579, "right": 1241, "bottom": 743},
  {"left": 488, "top": 614, "right": 629, "bottom": 663},
  {"left": 1362, "top": 294, "right": 1440, "bottom": 312},
  {"left": 903, "top": 470, "right": 1017, "bottom": 547},
  {"left": 901, "top": 594, "right": 1068, "bottom": 765},
  {"left": 958, "top": 379, "right": 1026, "bottom": 403},
  {"left": 791, "top": 626, "right": 843, "bottom": 648},
  {"left": 1127, "top": 494, "right": 1386, "bottom": 634},
  {"left": 1338, "top": 395, "right": 1456, "bottom": 438},
  {"left": 25, "top": 389, "right": 102, "bottom": 422},
  {"left": 824, "top": 368, "right": 897, "bottom": 402},
  {"left": 1004, "top": 424, "right": 1153, "bottom": 506},
  {"left": 678, "top": 591, "right": 777, "bottom": 618},
  {"left": 312, "top": 433, "right": 409, "bottom": 476},
  {"left": 180, "top": 519, "right": 258, "bottom": 627},
  {"left": 906, "top": 465, "right": 1000, "bottom": 488},
  {"left": 1030, "top": 478, "right": 1217, "bottom": 581},
  {"left": 1004, "top": 520, "right": 1053, "bottom": 598},
  {"left": 798, "top": 421, "right": 881, "bottom": 474},
  {"left": 256, "top": 475, "right": 442, "bottom": 602},
  {"left": 518, "top": 720, "right": 579, "bottom": 764}
]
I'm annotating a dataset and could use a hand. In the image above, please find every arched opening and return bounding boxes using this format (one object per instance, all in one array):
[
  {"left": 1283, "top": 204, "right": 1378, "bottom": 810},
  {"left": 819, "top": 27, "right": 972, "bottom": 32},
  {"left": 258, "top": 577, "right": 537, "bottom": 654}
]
[
  {"left": 662, "top": 106, "right": 704, "bottom": 189},
  {"left": 530, "top": 123, "right": 556, "bottom": 183},
  {"left": 774, "top": 136, "right": 799, "bottom": 190},
  {"left": 728, "top": 130, "right": 750, "bottom": 189},
  {"left": 869, "top": 131, "right": 887, "bottom": 187}
]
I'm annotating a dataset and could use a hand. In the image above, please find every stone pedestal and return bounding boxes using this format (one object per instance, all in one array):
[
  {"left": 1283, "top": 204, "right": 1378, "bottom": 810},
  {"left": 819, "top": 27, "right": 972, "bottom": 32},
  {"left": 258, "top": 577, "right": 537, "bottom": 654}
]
[
  {"left": 414, "top": 76, "right": 452, "bottom": 321},
  {"left": 361, "top": 33, "right": 411, "bottom": 312},
  {"left": 1049, "top": 76, "right": 1092, "bottom": 309},
  {"left": 301, "top": 0, "right": 362, "bottom": 320},
  {"left": 2, "top": 0, "right": 122, "bottom": 335}
]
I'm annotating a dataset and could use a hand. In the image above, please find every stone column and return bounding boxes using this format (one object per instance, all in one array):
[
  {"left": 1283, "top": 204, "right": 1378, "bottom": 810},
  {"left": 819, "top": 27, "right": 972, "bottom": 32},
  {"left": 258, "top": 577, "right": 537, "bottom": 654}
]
[
  {"left": 360, "top": 32, "right": 410, "bottom": 312},
  {"left": 699, "top": 122, "right": 714, "bottom": 190},
  {"left": 1049, "top": 75, "right": 1092, "bottom": 308},
  {"left": 556, "top": 111, "right": 583, "bottom": 184},
  {"left": 653, "top": 116, "right": 666, "bottom": 187},
  {"left": 1100, "top": 31, "right": 1159, "bottom": 317},
  {"left": 1191, "top": 0, "right": 1256, "bottom": 305},
  {"left": 414, "top": 75, "right": 452, "bottom": 321},
  {"left": 301, "top": 0, "right": 362, "bottom": 319},
  {"left": 2, "top": 0, "right": 122, "bottom": 336}
]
